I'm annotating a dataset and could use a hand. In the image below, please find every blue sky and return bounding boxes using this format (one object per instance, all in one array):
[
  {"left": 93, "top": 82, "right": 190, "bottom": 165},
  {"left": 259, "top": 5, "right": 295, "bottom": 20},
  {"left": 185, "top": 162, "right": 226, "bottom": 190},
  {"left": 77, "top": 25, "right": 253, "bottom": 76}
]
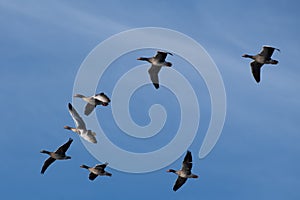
[{"left": 1, "top": 0, "right": 300, "bottom": 199}]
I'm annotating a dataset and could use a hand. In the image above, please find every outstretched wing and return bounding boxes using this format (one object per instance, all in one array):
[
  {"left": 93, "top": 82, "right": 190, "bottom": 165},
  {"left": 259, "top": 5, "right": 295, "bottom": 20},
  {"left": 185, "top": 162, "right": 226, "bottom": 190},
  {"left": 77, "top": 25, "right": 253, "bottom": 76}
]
[
  {"left": 84, "top": 103, "right": 96, "bottom": 116},
  {"left": 94, "top": 93, "right": 111, "bottom": 103},
  {"left": 154, "top": 51, "right": 173, "bottom": 62},
  {"left": 55, "top": 138, "right": 73, "bottom": 154},
  {"left": 251, "top": 61, "right": 264, "bottom": 83},
  {"left": 148, "top": 65, "right": 162, "bottom": 89},
  {"left": 259, "top": 46, "right": 280, "bottom": 60},
  {"left": 94, "top": 163, "right": 108, "bottom": 171},
  {"left": 181, "top": 151, "right": 192, "bottom": 174},
  {"left": 89, "top": 173, "right": 98, "bottom": 181},
  {"left": 68, "top": 103, "right": 86, "bottom": 129},
  {"left": 173, "top": 176, "right": 187, "bottom": 191},
  {"left": 41, "top": 157, "right": 56, "bottom": 174}
]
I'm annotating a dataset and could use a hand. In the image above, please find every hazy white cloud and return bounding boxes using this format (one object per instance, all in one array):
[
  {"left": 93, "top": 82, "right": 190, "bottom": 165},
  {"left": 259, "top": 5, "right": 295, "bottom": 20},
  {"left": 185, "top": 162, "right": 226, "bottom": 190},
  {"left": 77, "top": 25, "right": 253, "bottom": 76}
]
[{"left": 0, "top": 0, "right": 129, "bottom": 38}]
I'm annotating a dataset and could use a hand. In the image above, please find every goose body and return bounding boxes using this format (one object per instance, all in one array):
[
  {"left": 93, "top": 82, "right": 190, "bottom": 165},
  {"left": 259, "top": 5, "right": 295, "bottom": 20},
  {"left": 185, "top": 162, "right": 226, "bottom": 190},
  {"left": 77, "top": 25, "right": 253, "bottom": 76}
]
[
  {"left": 242, "top": 46, "right": 280, "bottom": 83},
  {"left": 167, "top": 151, "right": 198, "bottom": 191},
  {"left": 40, "top": 138, "right": 73, "bottom": 174},
  {"left": 64, "top": 103, "right": 97, "bottom": 144},
  {"left": 137, "top": 51, "right": 173, "bottom": 89},
  {"left": 80, "top": 162, "right": 112, "bottom": 181},
  {"left": 74, "top": 92, "right": 110, "bottom": 116}
]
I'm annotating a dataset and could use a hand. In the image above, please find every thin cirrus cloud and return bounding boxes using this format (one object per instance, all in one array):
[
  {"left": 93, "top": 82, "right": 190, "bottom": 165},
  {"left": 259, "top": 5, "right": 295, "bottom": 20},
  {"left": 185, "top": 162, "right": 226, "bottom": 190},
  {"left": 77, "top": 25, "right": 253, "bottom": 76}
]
[
  {"left": 0, "top": 0, "right": 299, "bottom": 199},
  {"left": 0, "top": 0, "right": 129, "bottom": 38}
]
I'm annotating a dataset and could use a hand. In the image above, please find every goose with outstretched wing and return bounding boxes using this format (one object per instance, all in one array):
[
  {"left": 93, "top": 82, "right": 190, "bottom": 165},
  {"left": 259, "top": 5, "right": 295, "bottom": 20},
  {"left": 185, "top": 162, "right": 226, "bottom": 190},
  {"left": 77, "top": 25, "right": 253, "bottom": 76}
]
[
  {"left": 80, "top": 162, "right": 112, "bottom": 181},
  {"left": 40, "top": 138, "right": 73, "bottom": 174},
  {"left": 74, "top": 92, "right": 110, "bottom": 116},
  {"left": 137, "top": 51, "right": 173, "bottom": 89},
  {"left": 167, "top": 151, "right": 198, "bottom": 191},
  {"left": 242, "top": 46, "right": 280, "bottom": 83},
  {"left": 64, "top": 103, "right": 97, "bottom": 144}
]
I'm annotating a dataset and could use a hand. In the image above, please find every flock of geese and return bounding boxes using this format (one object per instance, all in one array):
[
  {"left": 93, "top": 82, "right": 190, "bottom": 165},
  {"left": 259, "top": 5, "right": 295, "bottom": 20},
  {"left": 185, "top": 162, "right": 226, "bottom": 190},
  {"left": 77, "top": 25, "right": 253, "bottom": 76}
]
[{"left": 40, "top": 46, "right": 280, "bottom": 191}]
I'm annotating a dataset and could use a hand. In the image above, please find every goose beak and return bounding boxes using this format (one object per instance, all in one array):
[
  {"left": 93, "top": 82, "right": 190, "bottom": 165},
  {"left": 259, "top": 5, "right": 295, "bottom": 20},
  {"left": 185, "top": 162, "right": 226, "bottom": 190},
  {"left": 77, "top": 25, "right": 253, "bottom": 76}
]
[{"left": 64, "top": 125, "right": 71, "bottom": 130}]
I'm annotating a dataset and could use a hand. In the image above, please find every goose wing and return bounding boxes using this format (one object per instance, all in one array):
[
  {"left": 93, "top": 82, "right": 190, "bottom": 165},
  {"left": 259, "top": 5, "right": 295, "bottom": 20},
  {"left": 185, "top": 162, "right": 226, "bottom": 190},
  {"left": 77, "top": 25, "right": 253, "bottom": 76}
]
[
  {"left": 259, "top": 46, "right": 280, "bottom": 60},
  {"left": 173, "top": 176, "right": 187, "bottom": 191},
  {"left": 95, "top": 163, "right": 108, "bottom": 171},
  {"left": 68, "top": 103, "right": 86, "bottom": 129},
  {"left": 154, "top": 51, "right": 173, "bottom": 62},
  {"left": 251, "top": 61, "right": 263, "bottom": 83},
  {"left": 94, "top": 93, "right": 111, "bottom": 103},
  {"left": 55, "top": 138, "right": 73, "bottom": 154},
  {"left": 148, "top": 65, "right": 162, "bottom": 89},
  {"left": 181, "top": 151, "right": 192, "bottom": 174},
  {"left": 89, "top": 172, "right": 98, "bottom": 181},
  {"left": 84, "top": 103, "right": 96, "bottom": 116},
  {"left": 41, "top": 157, "right": 56, "bottom": 174}
]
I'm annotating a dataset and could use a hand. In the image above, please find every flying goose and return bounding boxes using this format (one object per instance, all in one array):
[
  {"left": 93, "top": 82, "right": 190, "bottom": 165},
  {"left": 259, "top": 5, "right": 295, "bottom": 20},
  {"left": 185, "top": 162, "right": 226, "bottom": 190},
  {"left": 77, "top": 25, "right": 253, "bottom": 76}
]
[
  {"left": 242, "top": 46, "right": 280, "bottom": 83},
  {"left": 80, "top": 162, "right": 112, "bottom": 181},
  {"left": 40, "top": 138, "right": 73, "bottom": 174},
  {"left": 74, "top": 92, "right": 110, "bottom": 116},
  {"left": 64, "top": 103, "right": 97, "bottom": 144},
  {"left": 137, "top": 51, "right": 173, "bottom": 89},
  {"left": 167, "top": 151, "right": 198, "bottom": 191}
]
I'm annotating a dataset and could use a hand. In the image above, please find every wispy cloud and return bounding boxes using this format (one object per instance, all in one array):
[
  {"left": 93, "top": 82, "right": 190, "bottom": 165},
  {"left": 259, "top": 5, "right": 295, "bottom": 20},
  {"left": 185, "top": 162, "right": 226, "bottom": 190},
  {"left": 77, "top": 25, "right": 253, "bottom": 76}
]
[{"left": 0, "top": 0, "right": 129, "bottom": 38}]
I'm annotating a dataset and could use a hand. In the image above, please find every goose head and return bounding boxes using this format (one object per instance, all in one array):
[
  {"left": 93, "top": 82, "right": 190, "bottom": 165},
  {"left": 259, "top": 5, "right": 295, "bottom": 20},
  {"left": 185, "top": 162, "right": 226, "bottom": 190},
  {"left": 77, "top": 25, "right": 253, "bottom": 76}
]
[
  {"left": 242, "top": 54, "right": 252, "bottom": 58},
  {"left": 64, "top": 125, "right": 72, "bottom": 130},
  {"left": 74, "top": 94, "right": 85, "bottom": 98},
  {"left": 137, "top": 57, "right": 149, "bottom": 61},
  {"left": 166, "top": 169, "right": 177, "bottom": 173},
  {"left": 40, "top": 150, "right": 50, "bottom": 154},
  {"left": 191, "top": 174, "right": 199, "bottom": 178}
]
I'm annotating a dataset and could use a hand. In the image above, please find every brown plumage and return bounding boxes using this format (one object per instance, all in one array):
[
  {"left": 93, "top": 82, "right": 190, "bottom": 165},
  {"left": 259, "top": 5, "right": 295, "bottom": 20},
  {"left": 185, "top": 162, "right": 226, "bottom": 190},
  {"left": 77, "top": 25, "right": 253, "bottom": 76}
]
[
  {"left": 167, "top": 151, "right": 198, "bottom": 191},
  {"left": 74, "top": 92, "right": 110, "bottom": 116},
  {"left": 80, "top": 162, "right": 112, "bottom": 181},
  {"left": 137, "top": 51, "right": 173, "bottom": 89},
  {"left": 40, "top": 138, "right": 73, "bottom": 174},
  {"left": 242, "top": 46, "right": 280, "bottom": 83}
]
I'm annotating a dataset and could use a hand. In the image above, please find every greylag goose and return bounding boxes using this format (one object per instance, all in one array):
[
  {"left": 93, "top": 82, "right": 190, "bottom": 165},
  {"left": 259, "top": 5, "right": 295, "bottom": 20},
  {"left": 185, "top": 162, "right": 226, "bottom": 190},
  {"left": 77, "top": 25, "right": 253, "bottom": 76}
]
[
  {"left": 64, "top": 103, "right": 97, "bottom": 144},
  {"left": 242, "top": 46, "right": 280, "bottom": 83},
  {"left": 167, "top": 151, "right": 198, "bottom": 191},
  {"left": 74, "top": 92, "right": 110, "bottom": 116},
  {"left": 80, "top": 162, "right": 112, "bottom": 181},
  {"left": 40, "top": 138, "right": 73, "bottom": 174},
  {"left": 137, "top": 51, "right": 173, "bottom": 89}
]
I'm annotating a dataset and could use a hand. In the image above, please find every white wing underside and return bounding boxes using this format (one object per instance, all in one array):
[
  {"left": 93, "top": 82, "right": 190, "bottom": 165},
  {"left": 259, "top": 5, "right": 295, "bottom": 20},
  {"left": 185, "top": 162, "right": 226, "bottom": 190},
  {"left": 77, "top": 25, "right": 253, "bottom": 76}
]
[
  {"left": 79, "top": 130, "right": 97, "bottom": 143},
  {"left": 94, "top": 95, "right": 107, "bottom": 102},
  {"left": 68, "top": 105, "right": 87, "bottom": 130},
  {"left": 84, "top": 103, "right": 96, "bottom": 116},
  {"left": 148, "top": 65, "right": 162, "bottom": 86}
]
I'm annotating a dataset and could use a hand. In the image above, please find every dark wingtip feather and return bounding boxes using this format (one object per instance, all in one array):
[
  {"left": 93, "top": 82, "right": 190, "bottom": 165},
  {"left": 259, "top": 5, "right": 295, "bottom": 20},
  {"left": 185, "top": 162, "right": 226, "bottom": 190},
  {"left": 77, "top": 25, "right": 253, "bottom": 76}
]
[
  {"left": 106, "top": 172, "right": 112, "bottom": 177},
  {"left": 67, "top": 138, "right": 74, "bottom": 145},
  {"left": 68, "top": 103, "right": 73, "bottom": 110},
  {"left": 254, "top": 76, "right": 260, "bottom": 83}
]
